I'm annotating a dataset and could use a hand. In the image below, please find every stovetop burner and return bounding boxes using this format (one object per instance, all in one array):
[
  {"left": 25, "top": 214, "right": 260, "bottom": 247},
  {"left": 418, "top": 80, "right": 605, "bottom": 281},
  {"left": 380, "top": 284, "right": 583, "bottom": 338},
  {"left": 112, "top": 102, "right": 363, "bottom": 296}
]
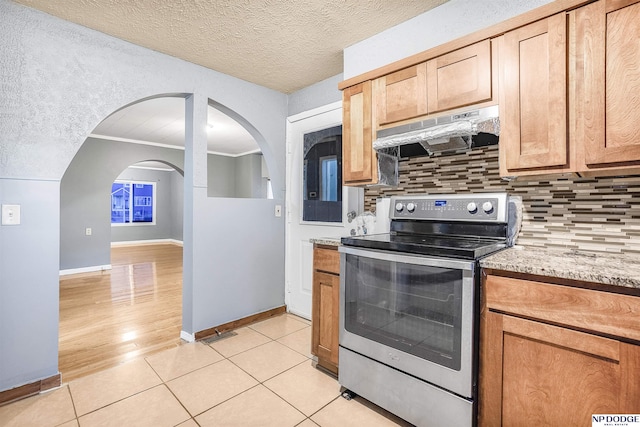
[
  {"left": 341, "top": 193, "right": 511, "bottom": 260},
  {"left": 341, "top": 232, "right": 506, "bottom": 259}
]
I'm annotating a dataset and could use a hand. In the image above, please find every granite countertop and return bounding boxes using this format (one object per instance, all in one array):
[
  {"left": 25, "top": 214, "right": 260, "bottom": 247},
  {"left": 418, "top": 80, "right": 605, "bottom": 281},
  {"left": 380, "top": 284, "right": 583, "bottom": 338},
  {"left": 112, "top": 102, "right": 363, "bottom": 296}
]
[
  {"left": 481, "top": 245, "right": 640, "bottom": 290},
  {"left": 309, "top": 238, "right": 640, "bottom": 290},
  {"left": 310, "top": 237, "right": 342, "bottom": 247}
]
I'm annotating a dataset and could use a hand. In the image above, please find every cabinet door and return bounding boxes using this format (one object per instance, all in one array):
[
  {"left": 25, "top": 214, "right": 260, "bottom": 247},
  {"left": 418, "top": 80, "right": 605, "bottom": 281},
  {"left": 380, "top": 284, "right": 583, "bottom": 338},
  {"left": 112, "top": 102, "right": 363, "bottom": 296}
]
[
  {"left": 499, "top": 13, "right": 568, "bottom": 173},
  {"left": 574, "top": 0, "right": 640, "bottom": 168},
  {"left": 311, "top": 271, "right": 340, "bottom": 367},
  {"left": 480, "top": 312, "right": 640, "bottom": 426},
  {"left": 374, "top": 63, "right": 427, "bottom": 126},
  {"left": 427, "top": 40, "right": 492, "bottom": 114},
  {"left": 343, "top": 82, "right": 377, "bottom": 185}
]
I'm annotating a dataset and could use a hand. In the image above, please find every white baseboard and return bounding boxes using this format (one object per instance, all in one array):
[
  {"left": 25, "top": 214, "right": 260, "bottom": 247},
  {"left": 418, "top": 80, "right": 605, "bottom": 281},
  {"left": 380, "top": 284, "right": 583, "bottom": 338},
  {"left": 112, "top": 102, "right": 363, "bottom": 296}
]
[
  {"left": 59, "top": 264, "right": 112, "bottom": 276},
  {"left": 286, "top": 308, "right": 311, "bottom": 321},
  {"left": 180, "top": 331, "right": 195, "bottom": 342},
  {"left": 111, "top": 239, "right": 183, "bottom": 247}
]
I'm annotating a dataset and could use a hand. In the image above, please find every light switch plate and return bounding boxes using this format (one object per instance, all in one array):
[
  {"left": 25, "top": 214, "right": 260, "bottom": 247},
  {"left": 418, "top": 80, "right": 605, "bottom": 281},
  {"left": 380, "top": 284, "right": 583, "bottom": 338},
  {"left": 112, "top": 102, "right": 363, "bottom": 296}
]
[
  {"left": 1, "top": 204, "right": 21, "bottom": 225},
  {"left": 275, "top": 205, "right": 282, "bottom": 217}
]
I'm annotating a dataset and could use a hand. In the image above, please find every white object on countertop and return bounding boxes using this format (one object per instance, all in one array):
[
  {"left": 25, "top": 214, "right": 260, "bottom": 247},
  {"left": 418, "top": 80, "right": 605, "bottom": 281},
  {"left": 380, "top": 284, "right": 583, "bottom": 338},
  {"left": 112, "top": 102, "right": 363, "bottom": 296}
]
[
  {"left": 353, "top": 212, "right": 376, "bottom": 235},
  {"left": 507, "top": 196, "right": 523, "bottom": 246},
  {"left": 374, "top": 197, "right": 391, "bottom": 234}
]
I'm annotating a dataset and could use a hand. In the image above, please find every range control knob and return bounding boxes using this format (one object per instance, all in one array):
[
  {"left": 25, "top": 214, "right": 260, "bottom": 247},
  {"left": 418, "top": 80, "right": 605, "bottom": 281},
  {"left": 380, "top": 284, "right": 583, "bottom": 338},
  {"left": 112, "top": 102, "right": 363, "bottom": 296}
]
[
  {"left": 466, "top": 202, "right": 478, "bottom": 213},
  {"left": 406, "top": 202, "right": 416, "bottom": 213},
  {"left": 395, "top": 202, "right": 404, "bottom": 212},
  {"left": 482, "top": 201, "right": 494, "bottom": 213}
]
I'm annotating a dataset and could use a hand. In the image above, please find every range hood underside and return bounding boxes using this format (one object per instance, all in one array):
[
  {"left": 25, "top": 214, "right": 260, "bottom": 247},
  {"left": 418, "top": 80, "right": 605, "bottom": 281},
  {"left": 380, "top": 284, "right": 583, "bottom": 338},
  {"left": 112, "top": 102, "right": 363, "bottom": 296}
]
[
  {"left": 396, "top": 132, "right": 499, "bottom": 157},
  {"left": 374, "top": 105, "right": 500, "bottom": 157}
]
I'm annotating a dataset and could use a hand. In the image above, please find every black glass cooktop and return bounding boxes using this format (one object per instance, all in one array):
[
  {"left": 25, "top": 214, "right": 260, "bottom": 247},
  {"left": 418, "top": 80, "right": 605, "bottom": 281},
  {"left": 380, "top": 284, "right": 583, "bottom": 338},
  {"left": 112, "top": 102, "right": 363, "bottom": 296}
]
[{"left": 341, "top": 232, "right": 506, "bottom": 260}]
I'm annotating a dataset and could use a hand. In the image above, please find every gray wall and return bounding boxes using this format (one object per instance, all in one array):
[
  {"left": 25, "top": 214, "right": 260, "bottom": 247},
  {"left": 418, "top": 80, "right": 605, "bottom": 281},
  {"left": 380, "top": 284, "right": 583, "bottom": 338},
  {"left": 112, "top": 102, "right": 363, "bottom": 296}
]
[
  {"left": 207, "top": 155, "right": 236, "bottom": 198},
  {"left": 287, "top": 73, "right": 343, "bottom": 117},
  {"left": 61, "top": 141, "right": 268, "bottom": 271},
  {"left": 170, "top": 170, "right": 184, "bottom": 241},
  {"left": 0, "top": 179, "right": 60, "bottom": 390},
  {"left": 235, "top": 154, "right": 266, "bottom": 199},
  {"left": 111, "top": 167, "right": 183, "bottom": 244},
  {"left": 0, "top": 0, "right": 287, "bottom": 392},
  {"left": 192, "top": 197, "right": 285, "bottom": 330},
  {"left": 207, "top": 153, "right": 267, "bottom": 199},
  {"left": 60, "top": 138, "right": 184, "bottom": 270}
]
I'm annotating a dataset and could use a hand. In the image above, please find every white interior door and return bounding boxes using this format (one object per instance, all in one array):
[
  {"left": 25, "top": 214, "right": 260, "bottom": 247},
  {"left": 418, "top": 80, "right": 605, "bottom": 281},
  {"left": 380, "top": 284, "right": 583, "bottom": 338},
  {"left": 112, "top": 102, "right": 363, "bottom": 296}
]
[{"left": 285, "top": 102, "right": 362, "bottom": 319}]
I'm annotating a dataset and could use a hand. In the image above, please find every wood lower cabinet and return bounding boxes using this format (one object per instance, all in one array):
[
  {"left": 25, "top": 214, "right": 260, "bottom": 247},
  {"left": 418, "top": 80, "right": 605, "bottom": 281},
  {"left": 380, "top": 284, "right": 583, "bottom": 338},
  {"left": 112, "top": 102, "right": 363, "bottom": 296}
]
[
  {"left": 480, "top": 273, "right": 640, "bottom": 426},
  {"left": 311, "top": 245, "right": 340, "bottom": 374}
]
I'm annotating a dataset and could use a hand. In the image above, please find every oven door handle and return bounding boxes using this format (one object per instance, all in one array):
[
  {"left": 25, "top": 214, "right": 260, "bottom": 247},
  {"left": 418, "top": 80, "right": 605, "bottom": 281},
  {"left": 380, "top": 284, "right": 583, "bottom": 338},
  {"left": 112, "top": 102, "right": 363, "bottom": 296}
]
[{"left": 338, "top": 245, "right": 475, "bottom": 271}]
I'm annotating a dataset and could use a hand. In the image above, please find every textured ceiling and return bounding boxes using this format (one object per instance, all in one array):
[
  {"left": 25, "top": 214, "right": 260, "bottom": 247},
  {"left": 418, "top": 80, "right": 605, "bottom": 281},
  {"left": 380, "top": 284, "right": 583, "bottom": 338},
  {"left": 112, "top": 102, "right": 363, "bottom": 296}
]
[{"left": 13, "top": 0, "right": 449, "bottom": 93}]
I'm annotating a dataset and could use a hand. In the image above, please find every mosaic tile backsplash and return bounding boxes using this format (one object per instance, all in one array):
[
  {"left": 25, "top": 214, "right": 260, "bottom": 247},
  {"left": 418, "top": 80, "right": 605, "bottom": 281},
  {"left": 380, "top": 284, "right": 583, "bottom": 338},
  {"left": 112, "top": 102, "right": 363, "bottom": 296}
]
[{"left": 364, "top": 145, "right": 640, "bottom": 254}]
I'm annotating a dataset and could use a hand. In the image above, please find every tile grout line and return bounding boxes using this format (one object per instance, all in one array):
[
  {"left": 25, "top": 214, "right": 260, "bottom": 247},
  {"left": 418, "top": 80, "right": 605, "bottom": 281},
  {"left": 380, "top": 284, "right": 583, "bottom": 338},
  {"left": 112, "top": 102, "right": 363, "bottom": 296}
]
[
  {"left": 48, "top": 315, "right": 317, "bottom": 427},
  {"left": 196, "top": 325, "right": 322, "bottom": 423},
  {"left": 71, "top": 383, "right": 167, "bottom": 420}
]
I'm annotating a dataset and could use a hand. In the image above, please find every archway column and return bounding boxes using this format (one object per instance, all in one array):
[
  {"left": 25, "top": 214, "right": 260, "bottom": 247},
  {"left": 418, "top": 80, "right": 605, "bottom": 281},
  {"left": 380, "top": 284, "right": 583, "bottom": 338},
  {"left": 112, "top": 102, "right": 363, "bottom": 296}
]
[{"left": 181, "top": 93, "right": 209, "bottom": 339}]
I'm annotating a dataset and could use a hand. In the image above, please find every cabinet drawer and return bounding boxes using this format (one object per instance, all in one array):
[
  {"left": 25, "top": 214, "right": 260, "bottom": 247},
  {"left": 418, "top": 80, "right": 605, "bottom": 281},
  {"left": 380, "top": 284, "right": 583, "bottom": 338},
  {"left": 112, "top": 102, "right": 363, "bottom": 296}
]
[
  {"left": 313, "top": 247, "right": 340, "bottom": 274},
  {"left": 485, "top": 275, "right": 640, "bottom": 341}
]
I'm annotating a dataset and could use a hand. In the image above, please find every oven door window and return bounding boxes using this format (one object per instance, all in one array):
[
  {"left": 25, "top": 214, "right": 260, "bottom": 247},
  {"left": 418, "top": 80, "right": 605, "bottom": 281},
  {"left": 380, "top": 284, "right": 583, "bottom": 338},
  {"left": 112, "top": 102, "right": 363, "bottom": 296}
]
[{"left": 344, "top": 253, "right": 464, "bottom": 370}]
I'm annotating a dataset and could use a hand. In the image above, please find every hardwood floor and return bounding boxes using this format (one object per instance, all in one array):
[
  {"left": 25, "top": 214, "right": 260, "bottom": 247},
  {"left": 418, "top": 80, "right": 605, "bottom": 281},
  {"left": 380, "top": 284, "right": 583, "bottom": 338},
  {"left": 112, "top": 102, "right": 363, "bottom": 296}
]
[{"left": 59, "top": 244, "right": 183, "bottom": 383}]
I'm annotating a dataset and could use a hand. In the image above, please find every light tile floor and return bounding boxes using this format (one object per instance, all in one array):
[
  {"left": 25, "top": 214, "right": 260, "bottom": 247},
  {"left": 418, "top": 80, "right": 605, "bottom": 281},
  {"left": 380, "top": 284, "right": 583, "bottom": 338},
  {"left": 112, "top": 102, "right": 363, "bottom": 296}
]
[{"left": 0, "top": 314, "right": 413, "bottom": 427}]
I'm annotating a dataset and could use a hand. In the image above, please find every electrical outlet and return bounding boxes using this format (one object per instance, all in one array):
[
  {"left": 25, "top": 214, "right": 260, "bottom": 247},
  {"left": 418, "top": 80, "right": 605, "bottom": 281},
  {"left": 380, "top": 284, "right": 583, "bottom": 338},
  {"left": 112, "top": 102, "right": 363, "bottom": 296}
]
[
  {"left": 275, "top": 205, "right": 282, "bottom": 217},
  {"left": 1, "top": 204, "right": 21, "bottom": 225},
  {"left": 85, "top": 227, "right": 92, "bottom": 236}
]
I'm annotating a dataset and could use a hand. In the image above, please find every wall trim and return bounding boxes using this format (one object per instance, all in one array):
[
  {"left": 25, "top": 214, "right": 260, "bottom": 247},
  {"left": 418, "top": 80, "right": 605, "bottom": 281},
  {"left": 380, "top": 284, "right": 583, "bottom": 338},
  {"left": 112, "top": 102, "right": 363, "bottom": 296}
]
[
  {"left": 0, "top": 373, "right": 61, "bottom": 406},
  {"left": 194, "top": 305, "right": 287, "bottom": 340},
  {"left": 287, "top": 101, "right": 341, "bottom": 123},
  {"left": 89, "top": 133, "right": 261, "bottom": 158},
  {"left": 110, "top": 239, "right": 183, "bottom": 247},
  {"left": 59, "top": 264, "right": 112, "bottom": 277}
]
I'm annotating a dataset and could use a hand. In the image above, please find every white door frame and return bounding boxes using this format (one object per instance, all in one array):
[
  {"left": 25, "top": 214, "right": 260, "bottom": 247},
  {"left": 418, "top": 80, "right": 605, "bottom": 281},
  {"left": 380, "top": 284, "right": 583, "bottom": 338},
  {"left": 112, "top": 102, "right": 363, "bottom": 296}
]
[{"left": 285, "top": 101, "right": 363, "bottom": 319}]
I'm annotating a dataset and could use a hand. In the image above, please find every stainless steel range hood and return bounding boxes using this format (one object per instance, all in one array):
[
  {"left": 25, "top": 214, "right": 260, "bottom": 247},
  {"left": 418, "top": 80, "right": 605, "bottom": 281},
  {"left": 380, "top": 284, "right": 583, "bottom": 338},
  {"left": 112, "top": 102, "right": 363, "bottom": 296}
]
[{"left": 373, "top": 105, "right": 500, "bottom": 156}]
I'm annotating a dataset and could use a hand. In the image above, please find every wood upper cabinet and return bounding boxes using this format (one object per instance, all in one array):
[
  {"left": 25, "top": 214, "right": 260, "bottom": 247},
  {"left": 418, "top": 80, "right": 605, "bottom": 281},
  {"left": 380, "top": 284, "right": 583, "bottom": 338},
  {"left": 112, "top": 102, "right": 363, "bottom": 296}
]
[
  {"left": 342, "top": 81, "right": 377, "bottom": 186},
  {"left": 427, "top": 39, "right": 493, "bottom": 114},
  {"left": 372, "top": 40, "right": 494, "bottom": 128},
  {"left": 573, "top": 0, "right": 640, "bottom": 171},
  {"left": 311, "top": 246, "right": 340, "bottom": 374},
  {"left": 499, "top": 13, "right": 569, "bottom": 175},
  {"left": 480, "top": 274, "right": 640, "bottom": 426},
  {"left": 344, "top": 40, "right": 495, "bottom": 185},
  {"left": 373, "top": 63, "right": 427, "bottom": 127}
]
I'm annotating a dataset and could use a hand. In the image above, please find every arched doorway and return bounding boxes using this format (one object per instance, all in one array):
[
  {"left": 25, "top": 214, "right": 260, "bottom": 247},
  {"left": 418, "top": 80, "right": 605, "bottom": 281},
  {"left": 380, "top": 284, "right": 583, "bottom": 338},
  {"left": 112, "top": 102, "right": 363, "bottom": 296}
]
[{"left": 58, "top": 94, "right": 271, "bottom": 382}]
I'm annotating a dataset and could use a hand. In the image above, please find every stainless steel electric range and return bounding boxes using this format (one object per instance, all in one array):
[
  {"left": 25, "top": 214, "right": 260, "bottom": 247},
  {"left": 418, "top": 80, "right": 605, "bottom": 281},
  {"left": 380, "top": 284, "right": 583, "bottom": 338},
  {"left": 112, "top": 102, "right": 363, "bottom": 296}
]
[{"left": 338, "top": 193, "right": 511, "bottom": 427}]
